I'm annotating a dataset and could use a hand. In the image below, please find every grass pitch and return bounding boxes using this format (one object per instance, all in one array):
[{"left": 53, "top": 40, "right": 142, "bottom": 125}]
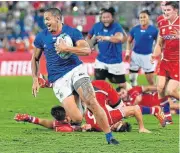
[{"left": 0, "top": 76, "right": 179, "bottom": 153}]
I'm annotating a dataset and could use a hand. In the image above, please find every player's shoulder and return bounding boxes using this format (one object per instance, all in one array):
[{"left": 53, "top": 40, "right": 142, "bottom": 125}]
[
  {"left": 112, "top": 22, "right": 123, "bottom": 28},
  {"left": 132, "top": 24, "right": 141, "bottom": 30},
  {"left": 35, "top": 28, "right": 49, "bottom": 37},
  {"left": 156, "top": 15, "right": 165, "bottom": 23},
  {"left": 148, "top": 25, "right": 158, "bottom": 31},
  {"left": 129, "top": 86, "right": 142, "bottom": 93}
]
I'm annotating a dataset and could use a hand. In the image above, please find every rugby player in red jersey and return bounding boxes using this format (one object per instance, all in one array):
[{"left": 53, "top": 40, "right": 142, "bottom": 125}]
[{"left": 151, "top": 2, "right": 179, "bottom": 103}]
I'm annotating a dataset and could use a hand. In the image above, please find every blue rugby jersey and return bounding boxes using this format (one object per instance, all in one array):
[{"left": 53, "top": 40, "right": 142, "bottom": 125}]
[
  {"left": 129, "top": 25, "right": 158, "bottom": 55},
  {"left": 34, "top": 25, "right": 83, "bottom": 83},
  {"left": 88, "top": 22, "right": 124, "bottom": 64}
]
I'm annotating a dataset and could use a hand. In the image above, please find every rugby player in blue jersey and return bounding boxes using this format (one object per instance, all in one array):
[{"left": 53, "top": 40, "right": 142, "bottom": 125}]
[
  {"left": 125, "top": 10, "right": 158, "bottom": 86},
  {"left": 87, "top": 7, "right": 127, "bottom": 88},
  {"left": 31, "top": 8, "right": 119, "bottom": 145}
]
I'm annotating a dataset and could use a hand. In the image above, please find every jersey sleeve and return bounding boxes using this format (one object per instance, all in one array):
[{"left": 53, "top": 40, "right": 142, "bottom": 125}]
[
  {"left": 88, "top": 25, "right": 95, "bottom": 37},
  {"left": 115, "top": 23, "right": 123, "bottom": 33},
  {"left": 34, "top": 32, "right": 44, "bottom": 49},
  {"left": 153, "top": 27, "right": 158, "bottom": 40},
  {"left": 129, "top": 27, "right": 135, "bottom": 39},
  {"left": 72, "top": 29, "right": 84, "bottom": 44}
]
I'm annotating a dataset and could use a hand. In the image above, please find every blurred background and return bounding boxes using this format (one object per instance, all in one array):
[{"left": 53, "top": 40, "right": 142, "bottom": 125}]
[{"left": 0, "top": 1, "right": 164, "bottom": 76}]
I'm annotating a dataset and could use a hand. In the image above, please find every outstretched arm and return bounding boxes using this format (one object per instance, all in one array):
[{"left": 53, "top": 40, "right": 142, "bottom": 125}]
[{"left": 31, "top": 47, "right": 43, "bottom": 97}]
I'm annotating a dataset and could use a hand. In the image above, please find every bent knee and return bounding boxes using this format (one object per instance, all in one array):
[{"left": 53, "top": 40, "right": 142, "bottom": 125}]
[{"left": 166, "top": 88, "right": 177, "bottom": 96}]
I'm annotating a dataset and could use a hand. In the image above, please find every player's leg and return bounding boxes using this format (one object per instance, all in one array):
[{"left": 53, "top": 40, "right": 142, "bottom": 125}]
[
  {"left": 145, "top": 72, "right": 154, "bottom": 85},
  {"left": 107, "top": 62, "right": 127, "bottom": 88},
  {"left": 139, "top": 105, "right": 166, "bottom": 127},
  {"left": 62, "top": 95, "right": 83, "bottom": 123},
  {"left": 73, "top": 65, "right": 119, "bottom": 144},
  {"left": 129, "top": 70, "right": 138, "bottom": 87},
  {"left": 129, "top": 52, "right": 140, "bottom": 86},
  {"left": 123, "top": 105, "right": 151, "bottom": 133},
  {"left": 94, "top": 59, "right": 107, "bottom": 80},
  {"left": 157, "top": 75, "right": 166, "bottom": 99},
  {"left": 14, "top": 113, "right": 54, "bottom": 128},
  {"left": 142, "top": 53, "right": 156, "bottom": 85},
  {"left": 166, "top": 79, "right": 179, "bottom": 100}
]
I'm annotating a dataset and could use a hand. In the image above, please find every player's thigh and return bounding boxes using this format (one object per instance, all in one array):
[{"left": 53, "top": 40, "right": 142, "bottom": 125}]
[
  {"left": 141, "top": 54, "right": 156, "bottom": 73},
  {"left": 62, "top": 95, "right": 83, "bottom": 122},
  {"left": 107, "top": 62, "right": 126, "bottom": 83},
  {"left": 53, "top": 71, "right": 74, "bottom": 102},
  {"left": 94, "top": 69, "right": 108, "bottom": 80},
  {"left": 94, "top": 59, "right": 107, "bottom": 80},
  {"left": 108, "top": 73, "right": 126, "bottom": 84},
  {"left": 166, "top": 79, "right": 179, "bottom": 93},
  {"left": 71, "top": 65, "right": 97, "bottom": 105},
  {"left": 129, "top": 52, "right": 140, "bottom": 71}
]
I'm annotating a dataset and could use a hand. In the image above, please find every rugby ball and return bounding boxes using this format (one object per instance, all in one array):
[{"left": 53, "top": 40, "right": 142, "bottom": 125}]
[{"left": 56, "top": 33, "right": 73, "bottom": 59}]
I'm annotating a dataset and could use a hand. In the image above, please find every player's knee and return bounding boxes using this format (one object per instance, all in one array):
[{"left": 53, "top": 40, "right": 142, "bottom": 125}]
[
  {"left": 86, "top": 99, "right": 99, "bottom": 111},
  {"left": 166, "top": 88, "right": 177, "bottom": 96}
]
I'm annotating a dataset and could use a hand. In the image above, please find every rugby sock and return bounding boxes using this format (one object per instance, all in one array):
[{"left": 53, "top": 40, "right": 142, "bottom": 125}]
[
  {"left": 129, "top": 73, "right": 138, "bottom": 86},
  {"left": 29, "top": 116, "right": 39, "bottom": 124},
  {"left": 140, "top": 106, "right": 152, "bottom": 114},
  {"left": 105, "top": 132, "right": 113, "bottom": 142},
  {"left": 160, "top": 99, "right": 172, "bottom": 121},
  {"left": 176, "top": 110, "right": 180, "bottom": 114}
]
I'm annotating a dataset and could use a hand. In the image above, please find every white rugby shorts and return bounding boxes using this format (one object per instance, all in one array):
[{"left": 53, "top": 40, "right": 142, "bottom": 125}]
[
  {"left": 53, "top": 64, "right": 89, "bottom": 102},
  {"left": 94, "top": 59, "right": 126, "bottom": 75},
  {"left": 130, "top": 52, "right": 156, "bottom": 73}
]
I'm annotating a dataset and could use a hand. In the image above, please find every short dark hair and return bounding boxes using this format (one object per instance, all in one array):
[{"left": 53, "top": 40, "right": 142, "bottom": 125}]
[
  {"left": 45, "top": 8, "right": 62, "bottom": 19},
  {"left": 165, "top": 1, "right": 179, "bottom": 9},
  {"left": 51, "top": 105, "right": 66, "bottom": 121},
  {"left": 116, "top": 86, "right": 125, "bottom": 92},
  {"left": 140, "top": 10, "right": 151, "bottom": 16},
  {"left": 101, "top": 7, "right": 116, "bottom": 16}
]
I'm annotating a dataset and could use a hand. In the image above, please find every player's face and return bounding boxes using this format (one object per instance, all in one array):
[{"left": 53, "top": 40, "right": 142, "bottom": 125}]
[
  {"left": 64, "top": 115, "right": 71, "bottom": 123},
  {"left": 139, "top": 13, "right": 149, "bottom": 26},
  {"left": 160, "top": 1, "right": 166, "bottom": 13},
  {"left": 164, "top": 5, "right": 178, "bottom": 20},
  {"left": 101, "top": 12, "right": 114, "bottom": 27},
  {"left": 119, "top": 89, "right": 128, "bottom": 100},
  {"left": 44, "top": 12, "right": 59, "bottom": 33}
]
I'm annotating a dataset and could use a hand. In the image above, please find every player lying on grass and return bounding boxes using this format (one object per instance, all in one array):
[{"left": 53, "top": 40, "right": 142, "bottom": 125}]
[
  {"left": 14, "top": 105, "right": 131, "bottom": 133},
  {"left": 38, "top": 76, "right": 166, "bottom": 128},
  {"left": 116, "top": 85, "right": 179, "bottom": 124}
]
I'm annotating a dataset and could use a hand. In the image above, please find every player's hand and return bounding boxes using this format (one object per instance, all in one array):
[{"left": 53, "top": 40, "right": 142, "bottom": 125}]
[
  {"left": 150, "top": 55, "right": 156, "bottom": 64},
  {"left": 32, "top": 78, "right": 40, "bottom": 97},
  {"left": 55, "top": 39, "right": 68, "bottom": 53},
  {"left": 96, "top": 36, "right": 103, "bottom": 42},
  {"left": 81, "top": 124, "right": 92, "bottom": 132},
  {"left": 125, "top": 52, "right": 130, "bottom": 61}
]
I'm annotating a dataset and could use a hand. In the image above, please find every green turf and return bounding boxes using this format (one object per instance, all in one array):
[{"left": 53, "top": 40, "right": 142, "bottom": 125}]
[{"left": 0, "top": 76, "right": 179, "bottom": 153}]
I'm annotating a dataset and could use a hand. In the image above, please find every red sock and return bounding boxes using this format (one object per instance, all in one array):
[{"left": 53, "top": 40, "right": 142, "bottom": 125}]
[
  {"left": 109, "top": 109, "right": 123, "bottom": 124},
  {"left": 154, "top": 107, "right": 159, "bottom": 115},
  {"left": 29, "top": 117, "right": 39, "bottom": 124}
]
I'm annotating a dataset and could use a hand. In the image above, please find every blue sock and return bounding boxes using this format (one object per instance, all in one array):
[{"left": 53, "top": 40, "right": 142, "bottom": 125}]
[
  {"left": 176, "top": 109, "right": 180, "bottom": 114},
  {"left": 162, "top": 103, "right": 170, "bottom": 114},
  {"left": 105, "top": 132, "right": 113, "bottom": 142},
  {"left": 141, "top": 106, "right": 151, "bottom": 114}
]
